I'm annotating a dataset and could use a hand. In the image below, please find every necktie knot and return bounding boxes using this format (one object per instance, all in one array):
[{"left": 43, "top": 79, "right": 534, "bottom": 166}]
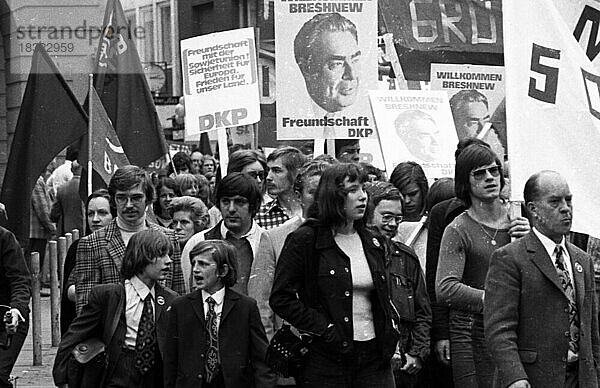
[
  {"left": 207, "top": 296, "right": 216, "bottom": 308},
  {"left": 555, "top": 245, "right": 566, "bottom": 269}
]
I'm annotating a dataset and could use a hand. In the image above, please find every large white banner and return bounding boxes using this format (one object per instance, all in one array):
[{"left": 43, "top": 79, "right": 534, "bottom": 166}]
[
  {"left": 181, "top": 28, "right": 260, "bottom": 141},
  {"left": 555, "top": 0, "right": 600, "bottom": 70},
  {"left": 275, "top": 0, "right": 378, "bottom": 140},
  {"left": 505, "top": 0, "right": 600, "bottom": 237},
  {"left": 369, "top": 90, "right": 457, "bottom": 181}
]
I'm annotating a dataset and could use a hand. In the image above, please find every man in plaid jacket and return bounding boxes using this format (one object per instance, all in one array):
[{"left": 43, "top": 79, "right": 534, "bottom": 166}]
[{"left": 75, "top": 165, "right": 185, "bottom": 314}]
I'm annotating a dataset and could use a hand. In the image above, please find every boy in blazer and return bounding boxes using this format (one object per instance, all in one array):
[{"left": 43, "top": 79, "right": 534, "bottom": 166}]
[
  {"left": 164, "top": 239, "right": 276, "bottom": 388},
  {"left": 53, "top": 229, "right": 178, "bottom": 388}
]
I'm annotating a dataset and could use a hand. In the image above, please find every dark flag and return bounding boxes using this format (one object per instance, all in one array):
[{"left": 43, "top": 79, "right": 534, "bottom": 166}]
[
  {"left": 200, "top": 132, "right": 213, "bottom": 156},
  {"left": 93, "top": 0, "right": 168, "bottom": 167},
  {"left": 81, "top": 87, "right": 130, "bottom": 185},
  {"left": 0, "top": 45, "right": 87, "bottom": 243}
]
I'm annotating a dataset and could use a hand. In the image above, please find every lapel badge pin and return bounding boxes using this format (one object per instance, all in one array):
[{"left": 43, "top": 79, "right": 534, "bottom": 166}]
[
  {"left": 575, "top": 263, "right": 583, "bottom": 273},
  {"left": 157, "top": 296, "right": 165, "bottom": 306},
  {"left": 372, "top": 238, "right": 380, "bottom": 247}
]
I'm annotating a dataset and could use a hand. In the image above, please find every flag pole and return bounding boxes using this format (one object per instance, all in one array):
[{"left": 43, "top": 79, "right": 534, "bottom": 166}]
[
  {"left": 166, "top": 151, "right": 177, "bottom": 176},
  {"left": 88, "top": 74, "right": 93, "bottom": 199}
]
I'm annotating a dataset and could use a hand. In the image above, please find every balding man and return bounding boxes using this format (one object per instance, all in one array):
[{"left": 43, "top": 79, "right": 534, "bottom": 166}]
[{"left": 484, "top": 171, "right": 600, "bottom": 388}]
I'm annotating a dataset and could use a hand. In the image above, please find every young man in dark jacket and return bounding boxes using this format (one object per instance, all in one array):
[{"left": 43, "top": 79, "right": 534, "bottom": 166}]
[{"left": 365, "top": 182, "right": 431, "bottom": 387}]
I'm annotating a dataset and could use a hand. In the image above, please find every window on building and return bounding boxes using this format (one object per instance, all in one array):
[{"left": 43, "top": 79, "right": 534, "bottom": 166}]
[
  {"left": 140, "top": 6, "right": 155, "bottom": 62},
  {"left": 193, "top": 2, "right": 215, "bottom": 36},
  {"left": 160, "top": 4, "right": 172, "bottom": 63},
  {"left": 125, "top": 10, "right": 137, "bottom": 41}
]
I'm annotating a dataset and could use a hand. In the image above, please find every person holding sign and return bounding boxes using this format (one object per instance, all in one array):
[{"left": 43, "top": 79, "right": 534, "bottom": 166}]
[
  {"left": 295, "top": 13, "right": 362, "bottom": 114},
  {"left": 436, "top": 144, "right": 529, "bottom": 388}
]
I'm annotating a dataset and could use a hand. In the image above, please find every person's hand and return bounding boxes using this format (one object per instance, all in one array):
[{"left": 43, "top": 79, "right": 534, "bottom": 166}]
[
  {"left": 435, "top": 339, "right": 451, "bottom": 365},
  {"left": 5, "top": 308, "right": 24, "bottom": 335},
  {"left": 508, "top": 216, "right": 530, "bottom": 238},
  {"left": 67, "top": 285, "right": 76, "bottom": 302},
  {"left": 508, "top": 379, "right": 530, "bottom": 388},
  {"left": 322, "top": 323, "right": 339, "bottom": 344},
  {"left": 49, "top": 223, "right": 58, "bottom": 240},
  {"left": 400, "top": 354, "right": 422, "bottom": 374},
  {"left": 391, "top": 352, "right": 404, "bottom": 371}
]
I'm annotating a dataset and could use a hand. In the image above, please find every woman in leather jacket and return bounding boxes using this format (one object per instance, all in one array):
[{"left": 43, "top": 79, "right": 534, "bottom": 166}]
[{"left": 270, "top": 163, "right": 398, "bottom": 387}]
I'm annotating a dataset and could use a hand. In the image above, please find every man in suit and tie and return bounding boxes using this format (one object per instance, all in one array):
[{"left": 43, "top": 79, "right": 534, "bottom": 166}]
[
  {"left": 75, "top": 165, "right": 185, "bottom": 314},
  {"left": 484, "top": 170, "right": 600, "bottom": 388},
  {"left": 54, "top": 229, "right": 178, "bottom": 387}
]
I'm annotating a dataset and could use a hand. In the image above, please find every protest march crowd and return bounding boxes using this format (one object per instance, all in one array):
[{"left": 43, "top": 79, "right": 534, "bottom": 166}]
[
  {"left": 1, "top": 0, "right": 600, "bottom": 386},
  {"left": 1, "top": 134, "right": 598, "bottom": 388}
]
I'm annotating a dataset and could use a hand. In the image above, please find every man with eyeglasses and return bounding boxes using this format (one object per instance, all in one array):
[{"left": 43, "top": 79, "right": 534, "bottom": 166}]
[
  {"left": 364, "top": 181, "right": 431, "bottom": 388},
  {"left": 181, "top": 172, "right": 264, "bottom": 295},
  {"left": 75, "top": 165, "right": 185, "bottom": 314},
  {"left": 256, "top": 147, "right": 307, "bottom": 230}
]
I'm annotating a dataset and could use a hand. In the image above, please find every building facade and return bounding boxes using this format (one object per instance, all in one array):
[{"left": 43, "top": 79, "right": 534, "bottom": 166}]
[{"left": 0, "top": 0, "right": 281, "bottom": 187}]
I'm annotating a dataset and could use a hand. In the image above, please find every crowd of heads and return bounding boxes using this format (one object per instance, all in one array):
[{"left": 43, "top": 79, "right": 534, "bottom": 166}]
[
  {"left": 97, "top": 139, "right": 480, "bottom": 250},
  {"left": 95, "top": 134, "right": 569, "bottom": 275}
]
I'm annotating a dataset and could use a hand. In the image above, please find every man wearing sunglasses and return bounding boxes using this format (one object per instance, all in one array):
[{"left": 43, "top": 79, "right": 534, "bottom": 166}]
[
  {"left": 256, "top": 147, "right": 307, "bottom": 230},
  {"left": 75, "top": 165, "right": 185, "bottom": 313},
  {"left": 364, "top": 181, "right": 431, "bottom": 387},
  {"left": 426, "top": 138, "right": 529, "bottom": 388}
]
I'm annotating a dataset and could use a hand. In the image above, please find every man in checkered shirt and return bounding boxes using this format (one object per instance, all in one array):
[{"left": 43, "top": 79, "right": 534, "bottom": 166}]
[
  {"left": 74, "top": 165, "right": 185, "bottom": 314},
  {"left": 256, "top": 147, "right": 307, "bottom": 230}
]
